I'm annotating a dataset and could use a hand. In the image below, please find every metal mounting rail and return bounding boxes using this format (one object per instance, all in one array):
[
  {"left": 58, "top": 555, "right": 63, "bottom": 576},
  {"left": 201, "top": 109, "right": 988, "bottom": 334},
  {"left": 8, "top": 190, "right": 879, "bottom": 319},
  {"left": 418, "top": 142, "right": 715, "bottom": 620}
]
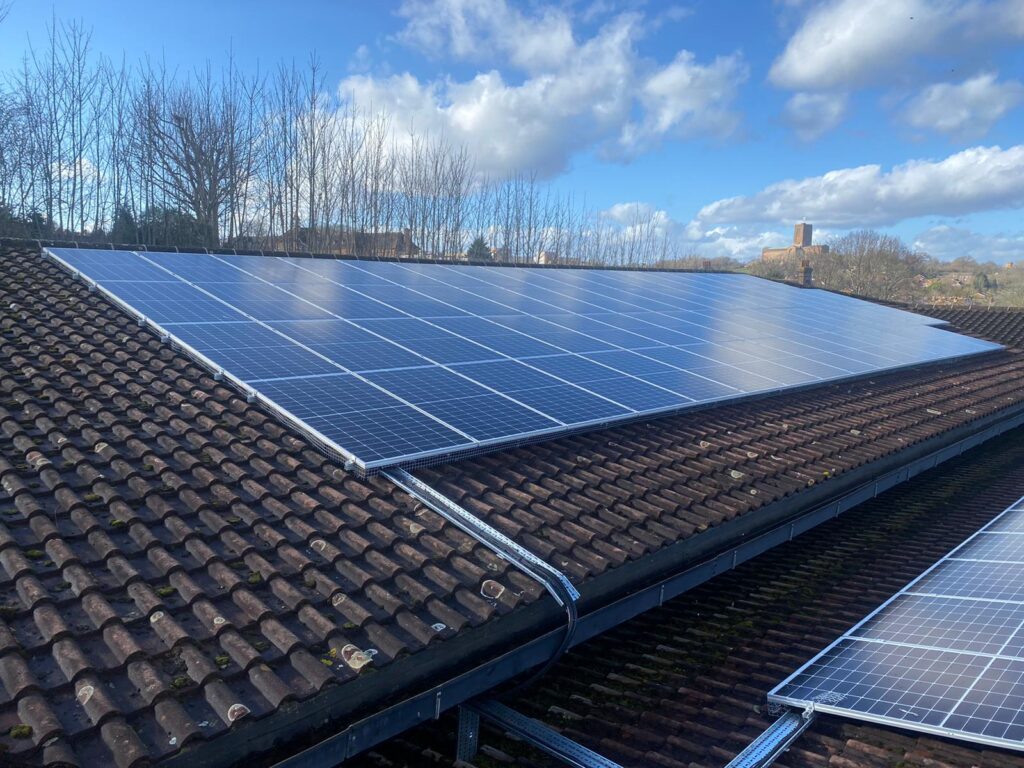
[
  {"left": 458, "top": 700, "right": 623, "bottom": 768},
  {"left": 724, "top": 709, "right": 816, "bottom": 768}
]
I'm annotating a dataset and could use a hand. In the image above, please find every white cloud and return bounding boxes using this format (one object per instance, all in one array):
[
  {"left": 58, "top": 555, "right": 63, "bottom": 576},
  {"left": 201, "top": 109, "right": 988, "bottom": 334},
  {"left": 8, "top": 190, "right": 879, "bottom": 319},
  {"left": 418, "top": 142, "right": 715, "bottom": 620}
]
[
  {"left": 913, "top": 224, "right": 1024, "bottom": 261},
  {"left": 770, "top": 0, "right": 1024, "bottom": 91},
  {"left": 782, "top": 92, "right": 848, "bottom": 140},
  {"left": 343, "top": 1, "right": 746, "bottom": 177},
  {"left": 348, "top": 44, "right": 373, "bottom": 74},
  {"left": 601, "top": 202, "right": 789, "bottom": 260},
  {"left": 342, "top": 15, "right": 637, "bottom": 177},
  {"left": 687, "top": 225, "right": 790, "bottom": 259},
  {"left": 603, "top": 202, "right": 659, "bottom": 225},
  {"left": 651, "top": 4, "right": 695, "bottom": 27},
  {"left": 396, "top": 0, "right": 577, "bottom": 73},
  {"left": 620, "top": 51, "right": 747, "bottom": 152},
  {"left": 692, "top": 144, "right": 1024, "bottom": 229},
  {"left": 601, "top": 201, "right": 681, "bottom": 238},
  {"left": 903, "top": 73, "right": 1024, "bottom": 138}
]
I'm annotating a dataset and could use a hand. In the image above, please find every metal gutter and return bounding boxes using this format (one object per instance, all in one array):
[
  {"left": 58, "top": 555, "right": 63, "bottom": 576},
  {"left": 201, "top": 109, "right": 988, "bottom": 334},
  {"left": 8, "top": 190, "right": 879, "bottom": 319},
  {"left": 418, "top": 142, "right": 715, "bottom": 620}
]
[
  {"left": 383, "top": 470, "right": 579, "bottom": 611},
  {"left": 262, "top": 403, "right": 1024, "bottom": 768}
]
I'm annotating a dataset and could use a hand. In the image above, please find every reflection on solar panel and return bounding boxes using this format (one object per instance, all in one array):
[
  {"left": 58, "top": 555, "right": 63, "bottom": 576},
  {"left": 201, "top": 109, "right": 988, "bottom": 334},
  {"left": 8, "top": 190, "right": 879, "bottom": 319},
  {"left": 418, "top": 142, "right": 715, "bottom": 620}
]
[
  {"left": 46, "top": 247, "right": 1001, "bottom": 471},
  {"left": 770, "top": 494, "right": 1024, "bottom": 752}
]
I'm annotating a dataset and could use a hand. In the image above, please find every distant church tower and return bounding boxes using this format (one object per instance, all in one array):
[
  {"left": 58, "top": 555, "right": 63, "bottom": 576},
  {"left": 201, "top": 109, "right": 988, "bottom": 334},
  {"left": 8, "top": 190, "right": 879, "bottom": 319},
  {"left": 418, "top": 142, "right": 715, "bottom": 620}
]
[{"left": 761, "top": 223, "right": 829, "bottom": 263}]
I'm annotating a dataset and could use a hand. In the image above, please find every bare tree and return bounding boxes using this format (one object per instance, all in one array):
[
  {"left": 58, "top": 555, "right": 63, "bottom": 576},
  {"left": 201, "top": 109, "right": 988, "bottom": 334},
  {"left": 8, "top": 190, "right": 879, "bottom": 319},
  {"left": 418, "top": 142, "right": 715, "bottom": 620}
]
[
  {"left": 817, "top": 230, "right": 926, "bottom": 301},
  {"left": 135, "top": 62, "right": 260, "bottom": 246},
  {"left": 397, "top": 132, "right": 472, "bottom": 257},
  {"left": 0, "top": 10, "right": 704, "bottom": 268}
]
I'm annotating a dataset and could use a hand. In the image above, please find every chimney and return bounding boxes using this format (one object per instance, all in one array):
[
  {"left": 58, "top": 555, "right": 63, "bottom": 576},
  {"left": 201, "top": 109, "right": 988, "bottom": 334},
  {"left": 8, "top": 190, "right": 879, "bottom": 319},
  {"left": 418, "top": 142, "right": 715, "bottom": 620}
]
[
  {"left": 794, "top": 222, "right": 812, "bottom": 247},
  {"left": 802, "top": 259, "right": 813, "bottom": 287}
]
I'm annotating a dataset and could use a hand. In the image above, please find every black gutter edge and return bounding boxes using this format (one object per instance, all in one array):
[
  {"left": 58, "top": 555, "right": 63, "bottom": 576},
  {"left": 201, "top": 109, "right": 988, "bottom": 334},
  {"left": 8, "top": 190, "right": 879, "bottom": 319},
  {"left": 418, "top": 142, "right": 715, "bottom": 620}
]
[{"left": 246, "top": 400, "right": 1024, "bottom": 768}]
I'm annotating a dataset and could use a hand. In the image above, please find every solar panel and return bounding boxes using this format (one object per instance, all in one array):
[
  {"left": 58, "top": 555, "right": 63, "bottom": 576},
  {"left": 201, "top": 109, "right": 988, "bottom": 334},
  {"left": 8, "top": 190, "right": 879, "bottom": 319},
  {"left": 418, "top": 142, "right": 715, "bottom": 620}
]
[
  {"left": 770, "top": 495, "right": 1024, "bottom": 752},
  {"left": 46, "top": 247, "right": 1001, "bottom": 472}
]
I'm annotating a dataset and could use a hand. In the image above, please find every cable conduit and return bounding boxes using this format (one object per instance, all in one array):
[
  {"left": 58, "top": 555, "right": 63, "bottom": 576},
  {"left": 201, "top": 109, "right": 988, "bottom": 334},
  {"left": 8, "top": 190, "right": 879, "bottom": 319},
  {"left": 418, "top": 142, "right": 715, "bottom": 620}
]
[{"left": 384, "top": 468, "right": 579, "bottom": 692}]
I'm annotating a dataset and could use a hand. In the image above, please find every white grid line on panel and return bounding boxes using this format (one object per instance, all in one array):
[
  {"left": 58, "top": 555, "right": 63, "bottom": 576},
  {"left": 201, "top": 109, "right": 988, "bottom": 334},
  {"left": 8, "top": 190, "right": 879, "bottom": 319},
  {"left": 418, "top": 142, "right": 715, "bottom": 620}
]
[
  {"left": 203, "top": 253, "right": 571, "bottom": 428},
  {"left": 390, "top": 260, "right": 771, "bottom": 393},
  {"left": 48, "top": 247, "right": 1001, "bottom": 472}
]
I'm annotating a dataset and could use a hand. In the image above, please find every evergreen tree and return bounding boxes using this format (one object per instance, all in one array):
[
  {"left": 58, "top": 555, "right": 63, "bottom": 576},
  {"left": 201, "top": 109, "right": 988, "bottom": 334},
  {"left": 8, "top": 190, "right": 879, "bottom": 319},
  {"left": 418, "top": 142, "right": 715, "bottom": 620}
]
[
  {"left": 467, "top": 235, "right": 490, "bottom": 261},
  {"left": 110, "top": 206, "right": 138, "bottom": 244},
  {"left": 138, "top": 206, "right": 205, "bottom": 247}
]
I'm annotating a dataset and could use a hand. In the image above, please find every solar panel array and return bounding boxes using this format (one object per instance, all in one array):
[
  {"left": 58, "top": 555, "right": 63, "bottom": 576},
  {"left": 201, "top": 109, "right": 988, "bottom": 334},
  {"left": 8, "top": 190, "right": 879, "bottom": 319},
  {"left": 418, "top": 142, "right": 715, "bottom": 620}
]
[
  {"left": 770, "top": 494, "right": 1024, "bottom": 752},
  {"left": 47, "top": 247, "right": 1000, "bottom": 471}
]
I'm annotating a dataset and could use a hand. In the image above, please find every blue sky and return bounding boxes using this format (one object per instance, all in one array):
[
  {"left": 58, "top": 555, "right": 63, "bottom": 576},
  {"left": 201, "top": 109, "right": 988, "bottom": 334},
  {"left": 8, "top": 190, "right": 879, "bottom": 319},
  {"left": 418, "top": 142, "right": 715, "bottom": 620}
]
[{"left": 1, "top": 0, "right": 1022, "bottom": 260}]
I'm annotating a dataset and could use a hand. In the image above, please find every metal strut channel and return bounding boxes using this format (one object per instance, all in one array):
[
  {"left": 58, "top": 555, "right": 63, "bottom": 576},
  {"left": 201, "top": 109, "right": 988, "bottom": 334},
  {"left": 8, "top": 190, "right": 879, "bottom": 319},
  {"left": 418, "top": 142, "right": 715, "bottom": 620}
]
[
  {"left": 458, "top": 700, "right": 623, "bottom": 768},
  {"left": 723, "top": 709, "right": 816, "bottom": 768},
  {"left": 384, "top": 468, "right": 580, "bottom": 682}
]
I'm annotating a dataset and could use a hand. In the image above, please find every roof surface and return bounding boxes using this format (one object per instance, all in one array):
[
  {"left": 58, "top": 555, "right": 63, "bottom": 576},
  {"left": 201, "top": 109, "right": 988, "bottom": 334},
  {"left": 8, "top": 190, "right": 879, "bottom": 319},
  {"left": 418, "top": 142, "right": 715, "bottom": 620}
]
[
  {"left": 2, "top": 242, "right": 1024, "bottom": 767},
  {"left": 416, "top": 325, "right": 1024, "bottom": 591}
]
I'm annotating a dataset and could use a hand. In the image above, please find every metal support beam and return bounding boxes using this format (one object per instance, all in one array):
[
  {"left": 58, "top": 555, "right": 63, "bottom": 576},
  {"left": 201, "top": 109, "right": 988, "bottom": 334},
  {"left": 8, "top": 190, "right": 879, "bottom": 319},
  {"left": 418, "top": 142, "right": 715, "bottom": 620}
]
[
  {"left": 460, "top": 700, "right": 623, "bottom": 768},
  {"left": 724, "top": 710, "right": 815, "bottom": 768},
  {"left": 456, "top": 706, "right": 480, "bottom": 762}
]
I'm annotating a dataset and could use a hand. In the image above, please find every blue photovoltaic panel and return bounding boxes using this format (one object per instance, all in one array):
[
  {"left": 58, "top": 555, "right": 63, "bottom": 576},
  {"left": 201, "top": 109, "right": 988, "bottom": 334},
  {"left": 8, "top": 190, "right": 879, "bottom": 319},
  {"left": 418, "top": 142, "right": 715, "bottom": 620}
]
[
  {"left": 164, "top": 321, "right": 342, "bottom": 381},
  {"left": 362, "top": 366, "right": 562, "bottom": 439},
  {"left": 102, "top": 281, "right": 248, "bottom": 323},
  {"left": 46, "top": 247, "right": 1001, "bottom": 471},
  {"left": 450, "top": 360, "right": 631, "bottom": 423},
  {"left": 254, "top": 374, "right": 470, "bottom": 463},
  {"left": 770, "top": 495, "right": 1024, "bottom": 752}
]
